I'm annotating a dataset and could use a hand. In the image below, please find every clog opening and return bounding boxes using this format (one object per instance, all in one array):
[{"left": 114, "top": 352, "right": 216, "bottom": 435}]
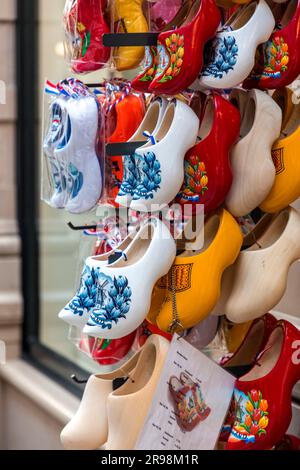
[
  {"left": 280, "top": 100, "right": 300, "bottom": 139},
  {"left": 198, "top": 98, "right": 214, "bottom": 140},
  {"left": 272, "top": 0, "right": 297, "bottom": 27},
  {"left": 132, "top": 100, "right": 162, "bottom": 141},
  {"left": 181, "top": 0, "right": 201, "bottom": 27},
  {"left": 240, "top": 325, "right": 284, "bottom": 381},
  {"left": 155, "top": 103, "right": 176, "bottom": 142},
  {"left": 239, "top": 96, "right": 256, "bottom": 139},
  {"left": 113, "top": 343, "right": 157, "bottom": 395},
  {"left": 224, "top": 318, "right": 265, "bottom": 367},
  {"left": 179, "top": 213, "right": 220, "bottom": 257},
  {"left": 226, "top": 1, "right": 257, "bottom": 30},
  {"left": 247, "top": 209, "right": 289, "bottom": 251},
  {"left": 109, "top": 222, "right": 155, "bottom": 267}
]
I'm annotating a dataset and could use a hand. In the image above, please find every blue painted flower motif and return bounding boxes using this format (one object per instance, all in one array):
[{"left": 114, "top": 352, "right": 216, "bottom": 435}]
[
  {"left": 202, "top": 36, "right": 239, "bottom": 79},
  {"left": 118, "top": 154, "right": 140, "bottom": 197},
  {"left": 66, "top": 162, "right": 84, "bottom": 199},
  {"left": 133, "top": 151, "right": 161, "bottom": 200},
  {"left": 87, "top": 273, "right": 132, "bottom": 330},
  {"left": 65, "top": 264, "right": 101, "bottom": 317},
  {"left": 48, "top": 157, "right": 83, "bottom": 199}
]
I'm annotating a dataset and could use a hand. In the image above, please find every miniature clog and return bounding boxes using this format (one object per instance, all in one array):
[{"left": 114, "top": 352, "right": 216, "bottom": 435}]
[
  {"left": 225, "top": 88, "right": 282, "bottom": 217},
  {"left": 113, "top": 0, "right": 149, "bottom": 71},
  {"left": 198, "top": 0, "right": 275, "bottom": 90},
  {"left": 63, "top": 0, "right": 110, "bottom": 73},
  {"left": 177, "top": 92, "right": 240, "bottom": 215},
  {"left": 48, "top": 95, "right": 101, "bottom": 214}
]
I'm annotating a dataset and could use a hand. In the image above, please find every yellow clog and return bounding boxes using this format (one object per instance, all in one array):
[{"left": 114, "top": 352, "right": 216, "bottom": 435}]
[
  {"left": 113, "top": 0, "right": 149, "bottom": 71},
  {"left": 221, "top": 317, "right": 253, "bottom": 354},
  {"left": 148, "top": 209, "right": 243, "bottom": 333},
  {"left": 260, "top": 96, "right": 300, "bottom": 213}
]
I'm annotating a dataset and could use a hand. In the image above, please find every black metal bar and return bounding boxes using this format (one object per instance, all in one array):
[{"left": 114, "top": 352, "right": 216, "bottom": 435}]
[
  {"left": 16, "top": 0, "right": 40, "bottom": 352},
  {"left": 67, "top": 222, "right": 97, "bottom": 231},
  {"left": 103, "top": 32, "right": 159, "bottom": 47},
  {"left": 106, "top": 141, "right": 146, "bottom": 156}
]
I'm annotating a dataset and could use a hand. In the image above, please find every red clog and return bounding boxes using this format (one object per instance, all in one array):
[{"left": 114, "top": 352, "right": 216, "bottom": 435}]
[
  {"left": 149, "top": 0, "right": 221, "bottom": 95},
  {"left": 131, "top": 46, "right": 159, "bottom": 93},
  {"left": 80, "top": 331, "right": 136, "bottom": 366},
  {"left": 64, "top": 0, "right": 110, "bottom": 74},
  {"left": 226, "top": 320, "right": 300, "bottom": 451},
  {"left": 176, "top": 93, "right": 240, "bottom": 216},
  {"left": 244, "top": 0, "right": 300, "bottom": 90}
]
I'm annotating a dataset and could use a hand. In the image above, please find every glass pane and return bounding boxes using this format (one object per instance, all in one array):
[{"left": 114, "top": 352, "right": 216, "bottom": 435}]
[{"left": 38, "top": 0, "right": 107, "bottom": 372}]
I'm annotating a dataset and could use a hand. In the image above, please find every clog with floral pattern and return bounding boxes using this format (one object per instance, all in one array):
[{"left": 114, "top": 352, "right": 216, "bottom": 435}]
[
  {"left": 226, "top": 320, "right": 300, "bottom": 450},
  {"left": 149, "top": 0, "right": 221, "bottom": 95},
  {"left": 244, "top": 0, "right": 300, "bottom": 90},
  {"left": 63, "top": 0, "right": 110, "bottom": 74},
  {"left": 177, "top": 92, "right": 240, "bottom": 215}
]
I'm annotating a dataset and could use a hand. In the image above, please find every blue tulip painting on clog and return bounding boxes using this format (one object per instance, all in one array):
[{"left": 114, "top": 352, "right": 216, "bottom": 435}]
[{"left": 202, "top": 36, "right": 239, "bottom": 79}]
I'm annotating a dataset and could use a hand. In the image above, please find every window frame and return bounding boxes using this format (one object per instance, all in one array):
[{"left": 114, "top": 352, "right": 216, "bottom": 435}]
[{"left": 16, "top": 0, "right": 86, "bottom": 397}]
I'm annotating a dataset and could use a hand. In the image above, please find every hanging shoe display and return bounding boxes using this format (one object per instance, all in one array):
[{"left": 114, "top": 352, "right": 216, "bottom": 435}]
[{"left": 39, "top": 0, "right": 300, "bottom": 452}]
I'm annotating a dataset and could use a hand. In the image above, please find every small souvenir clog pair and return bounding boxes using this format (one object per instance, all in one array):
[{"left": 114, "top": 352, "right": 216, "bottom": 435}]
[
  {"left": 43, "top": 94, "right": 101, "bottom": 213},
  {"left": 226, "top": 320, "right": 300, "bottom": 450},
  {"left": 214, "top": 207, "right": 300, "bottom": 323},
  {"left": 61, "top": 334, "right": 169, "bottom": 450},
  {"left": 244, "top": 0, "right": 300, "bottom": 90},
  {"left": 148, "top": 209, "right": 243, "bottom": 333},
  {"left": 260, "top": 89, "right": 300, "bottom": 213},
  {"left": 63, "top": 0, "right": 110, "bottom": 73},
  {"left": 59, "top": 218, "right": 176, "bottom": 339},
  {"left": 113, "top": 0, "right": 149, "bottom": 71},
  {"left": 177, "top": 92, "right": 241, "bottom": 215},
  {"left": 132, "top": 0, "right": 221, "bottom": 95},
  {"left": 198, "top": 0, "right": 275, "bottom": 90},
  {"left": 225, "top": 88, "right": 282, "bottom": 217},
  {"left": 116, "top": 98, "right": 199, "bottom": 212},
  {"left": 169, "top": 373, "right": 211, "bottom": 431}
]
